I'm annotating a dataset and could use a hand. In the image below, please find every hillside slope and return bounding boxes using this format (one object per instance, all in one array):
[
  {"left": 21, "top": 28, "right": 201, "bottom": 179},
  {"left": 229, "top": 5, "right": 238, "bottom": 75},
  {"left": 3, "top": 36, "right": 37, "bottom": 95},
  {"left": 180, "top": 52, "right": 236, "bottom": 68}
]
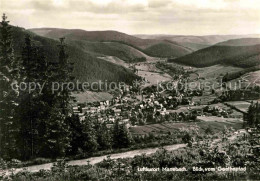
[
  {"left": 169, "top": 44, "right": 260, "bottom": 68},
  {"left": 135, "top": 34, "right": 260, "bottom": 51},
  {"left": 67, "top": 40, "right": 150, "bottom": 63},
  {"left": 144, "top": 42, "right": 191, "bottom": 58},
  {"left": 216, "top": 38, "right": 260, "bottom": 46},
  {"left": 29, "top": 28, "right": 192, "bottom": 58},
  {"left": 12, "top": 26, "right": 140, "bottom": 84}
]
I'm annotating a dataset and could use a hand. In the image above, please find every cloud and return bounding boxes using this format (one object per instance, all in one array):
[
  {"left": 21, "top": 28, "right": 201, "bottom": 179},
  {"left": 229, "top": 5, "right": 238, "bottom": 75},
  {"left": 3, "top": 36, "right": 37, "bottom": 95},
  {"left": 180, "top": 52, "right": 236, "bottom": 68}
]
[
  {"left": 148, "top": 0, "right": 172, "bottom": 8},
  {"left": 0, "top": 0, "right": 260, "bottom": 35}
]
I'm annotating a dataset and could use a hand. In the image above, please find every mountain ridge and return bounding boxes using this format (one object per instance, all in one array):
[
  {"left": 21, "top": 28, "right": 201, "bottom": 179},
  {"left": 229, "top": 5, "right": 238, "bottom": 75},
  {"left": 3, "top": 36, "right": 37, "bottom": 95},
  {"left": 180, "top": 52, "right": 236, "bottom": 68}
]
[
  {"left": 11, "top": 26, "right": 140, "bottom": 84},
  {"left": 169, "top": 44, "right": 260, "bottom": 68},
  {"left": 29, "top": 28, "right": 192, "bottom": 58}
]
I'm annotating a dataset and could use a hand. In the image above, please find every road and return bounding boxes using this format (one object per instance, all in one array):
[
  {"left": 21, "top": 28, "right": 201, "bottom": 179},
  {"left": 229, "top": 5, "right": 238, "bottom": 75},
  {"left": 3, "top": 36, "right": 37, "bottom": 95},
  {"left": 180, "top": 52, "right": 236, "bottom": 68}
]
[
  {"left": 3, "top": 129, "right": 246, "bottom": 176},
  {"left": 6, "top": 143, "right": 186, "bottom": 175}
]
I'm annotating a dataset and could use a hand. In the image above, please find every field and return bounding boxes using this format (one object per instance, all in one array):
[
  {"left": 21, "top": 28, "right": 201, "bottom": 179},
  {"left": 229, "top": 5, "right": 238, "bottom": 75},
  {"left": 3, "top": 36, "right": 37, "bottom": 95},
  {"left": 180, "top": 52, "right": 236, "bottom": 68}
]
[
  {"left": 194, "top": 65, "right": 243, "bottom": 79},
  {"left": 168, "top": 103, "right": 242, "bottom": 115},
  {"left": 134, "top": 62, "right": 172, "bottom": 86},
  {"left": 182, "top": 65, "right": 243, "bottom": 100},
  {"left": 138, "top": 70, "right": 171, "bottom": 86},
  {"left": 243, "top": 70, "right": 260, "bottom": 86},
  {"left": 225, "top": 101, "right": 252, "bottom": 113},
  {"left": 130, "top": 120, "right": 243, "bottom": 136},
  {"left": 197, "top": 116, "right": 242, "bottom": 123},
  {"left": 98, "top": 56, "right": 129, "bottom": 68},
  {"left": 192, "top": 94, "right": 217, "bottom": 105},
  {"left": 71, "top": 91, "right": 113, "bottom": 104}
]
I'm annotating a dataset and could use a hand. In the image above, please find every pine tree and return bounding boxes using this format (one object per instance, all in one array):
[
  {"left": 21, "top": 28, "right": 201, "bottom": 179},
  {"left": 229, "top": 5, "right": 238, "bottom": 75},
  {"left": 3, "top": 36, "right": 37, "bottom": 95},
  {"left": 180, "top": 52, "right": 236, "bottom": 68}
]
[
  {"left": 56, "top": 37, "right": 74, "bottom": 114},
  {"left": 38, "top": 38, "right": 73, "bottom": 158},
  {"left": 66, "top": 115, "right": 84, "bottom": 155},
  {"left": 112, "top": 119, "right": 120, "bottom": 148},
  {"left": 18, "top": 35, "right": 49, "bottom": 159},
  {"left": 0, "top": 14, "right": 19, "bottom": 159},
  {"left": 82, "top": 116, "right": 98, "bottom": 155},
  {"left": 40, "top": 107, "right": 71, "bottom": 158},
  {"left": 96, "top": 122, "right": 112, "bottom": 150},
  {"left": 245, "top": 102, "right": 260, "bottom": 127},
  {"left": 112, "top": 119, "right": 132, "bottom": 148},
  {"left": 118, "top": 123, "right": 132, "bottom": 148}
]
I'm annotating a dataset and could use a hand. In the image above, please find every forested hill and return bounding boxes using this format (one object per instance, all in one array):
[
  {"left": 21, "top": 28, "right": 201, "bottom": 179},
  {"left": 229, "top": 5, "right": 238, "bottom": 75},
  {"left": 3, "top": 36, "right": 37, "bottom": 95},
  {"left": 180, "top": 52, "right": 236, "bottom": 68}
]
[
  {"left": 169, "top": 44, "right": 260, "bottom": 68},
  {"left": 216, "top": 38, "right": 260, "bottom": 46},
  {"left": 134, "top": 34, "right": 260, "bottom": 51},
  {"left": 29, "top": 28, "right": 192, "bottom": 58},
  {"left": 11, "top": 26, "right": 140, "bottom": 84}
]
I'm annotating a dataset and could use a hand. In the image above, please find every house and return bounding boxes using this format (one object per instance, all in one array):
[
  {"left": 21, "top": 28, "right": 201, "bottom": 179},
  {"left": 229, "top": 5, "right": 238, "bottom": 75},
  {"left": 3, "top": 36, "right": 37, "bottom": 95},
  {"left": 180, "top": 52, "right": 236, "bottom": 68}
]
[
  {"left": 120, "top": 119, "right": 130, "bottom": 124},
  {"left": 73, "top": 110, "right": 80, "bottom": 114},
  {"left": 100, "top": 105, "right": 106, "bottom": 110},
  {"left": 81, "top": 107, "right": 88, "bottom": 113},
  {"left": 106, "top": 124, "right": 114, "bottom": 129},
  {"left": 114, "top": 109, "right": 121, "bottom": 115},
  {"left": 78, "top": 113, "right": 85, "bottom": 121},
  {"left": 108, "top": 116, "right": 115, "bottom": 123},
  {"left": 73, "top": 106, "right": 79, "bottom": 111}
]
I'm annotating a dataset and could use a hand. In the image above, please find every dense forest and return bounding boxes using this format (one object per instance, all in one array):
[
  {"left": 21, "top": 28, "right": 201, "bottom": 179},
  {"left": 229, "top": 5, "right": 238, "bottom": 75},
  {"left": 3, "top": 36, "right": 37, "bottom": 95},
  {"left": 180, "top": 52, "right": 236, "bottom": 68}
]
[
  {"left": 68, "top": 40, "right": 148, "bottom": 63},
  {"left": 144, "top": 42, "right": 191, "bottom": 58},
  {"left": 30, "top": 28, "right": 192, "bottom": 58},
  {"left": 0, "top": 14, "right": 136, "bottom": 161},
  {"left": 169, "top": 44, "right": 260, "bottom": 68},
  {"left": 10, "top": 26, "right": 140, "bottom": 84},
  {"left": 2, "top": 113, "right": 259, "bottom": 181}
]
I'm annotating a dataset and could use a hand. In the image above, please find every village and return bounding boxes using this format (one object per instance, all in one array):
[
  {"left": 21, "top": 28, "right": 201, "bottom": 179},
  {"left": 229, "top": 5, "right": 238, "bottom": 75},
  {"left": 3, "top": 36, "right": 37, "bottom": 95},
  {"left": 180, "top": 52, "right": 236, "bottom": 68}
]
[{"left": 71, "top": 61, "right": 260, "bottom": 135}]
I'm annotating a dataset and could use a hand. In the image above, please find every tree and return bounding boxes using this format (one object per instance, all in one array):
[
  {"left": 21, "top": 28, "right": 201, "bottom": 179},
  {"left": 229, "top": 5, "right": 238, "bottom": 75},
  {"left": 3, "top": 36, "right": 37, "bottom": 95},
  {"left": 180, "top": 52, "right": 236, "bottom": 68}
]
[
  {"left": 82, "top": 116, "right": 98, "bottom": 155},
  {"left": 40, "top": 107, "right": 71, "bottom": 158},
  {"left": 118, "top": 123, "right": 133, "bottom": 148},
  {"left": 17, "top": 34, "right": 51, "bottom": 159},
  {"left": 39, "top": 38, "right": 73, "bottom": 158},
  {"left": 96, "top": 122, "right": 112, "bottom": 150},
  {"left": 0, "top": 14, "right": 19, "bottom": 159},
  {"left": 66, "top": 115, "right": 84, "bottom": 155},
  {"left": 18, "top": 36, "right": 72, "bottom": 159},
  {"left": 56, "top": 37, "right": 74, "bottom": 114},
  {"left": 112, "top": 120, "right": 132, "bottom": 149},
  {"left": 245, "top": 102, "right": 260, "bottom": 127}
]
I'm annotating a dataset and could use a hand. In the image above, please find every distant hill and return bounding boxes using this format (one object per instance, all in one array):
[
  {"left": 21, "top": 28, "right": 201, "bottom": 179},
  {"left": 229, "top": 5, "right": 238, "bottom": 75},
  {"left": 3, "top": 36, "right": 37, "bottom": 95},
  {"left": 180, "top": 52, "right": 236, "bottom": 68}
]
[
  {"left": 64, "top": 40, "right": 150, "bottom": 63},
  {"left": 134, "top": 34, "right": 260, "bottom": 51},
  {"left": 216, "top": 38, "right": 260, "bottom": 46},
  {"left": 169, "top": 44, "right": 260, "bottom": 68},
  {"left": 174, "top": 42, "right": 210, "bottom": 51},
  {"left": 29, "top": 28, "right": 192, "bottom": 58},
  {"left": 12, "top": 26, "right": 140, "bottom": 84},
  {"left": 143, "top": 42, "right": 191, "bottom": 58}
]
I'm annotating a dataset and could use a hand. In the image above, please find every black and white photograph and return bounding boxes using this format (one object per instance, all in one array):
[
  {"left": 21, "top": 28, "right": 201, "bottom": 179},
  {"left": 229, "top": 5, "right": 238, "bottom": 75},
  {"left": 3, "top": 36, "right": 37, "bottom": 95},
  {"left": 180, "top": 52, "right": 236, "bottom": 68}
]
[{"left": 0, "top": 0, "right": 260, "bottom": 180}]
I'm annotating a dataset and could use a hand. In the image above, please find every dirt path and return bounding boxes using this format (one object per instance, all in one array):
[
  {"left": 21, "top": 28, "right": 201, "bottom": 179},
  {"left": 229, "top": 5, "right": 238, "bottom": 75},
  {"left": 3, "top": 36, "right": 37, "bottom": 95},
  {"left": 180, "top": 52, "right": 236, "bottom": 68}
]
[
  {"left": 7, "top": 144, "right": 186, "bottom": 174},
  {"left": 4, "top": 129, "right": 245, "bottom": 176}
]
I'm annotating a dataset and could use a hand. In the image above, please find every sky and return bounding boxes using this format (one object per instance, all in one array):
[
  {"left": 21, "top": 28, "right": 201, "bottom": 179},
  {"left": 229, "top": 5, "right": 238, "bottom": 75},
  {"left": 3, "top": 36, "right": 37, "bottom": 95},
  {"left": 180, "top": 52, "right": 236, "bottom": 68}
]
[{"left": 0, "top": 0, "right": 260, "bottom": 35}]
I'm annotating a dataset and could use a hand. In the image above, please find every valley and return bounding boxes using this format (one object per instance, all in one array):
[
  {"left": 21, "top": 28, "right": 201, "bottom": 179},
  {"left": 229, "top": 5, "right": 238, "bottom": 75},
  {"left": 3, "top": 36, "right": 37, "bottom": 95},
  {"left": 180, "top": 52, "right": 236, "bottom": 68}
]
[
  {"left": 31, "top": 27, "right": 260, "bottom": 143},
  {"left": 1, "top": 21, "right": 260, "bottom": 181}
]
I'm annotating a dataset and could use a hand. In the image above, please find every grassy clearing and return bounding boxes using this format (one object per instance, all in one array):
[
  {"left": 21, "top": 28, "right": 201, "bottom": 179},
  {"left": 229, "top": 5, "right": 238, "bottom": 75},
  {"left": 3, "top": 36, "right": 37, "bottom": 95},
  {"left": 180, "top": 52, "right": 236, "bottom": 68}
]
[
  {"left": 192, "top": 94, "right": 217, "bottom": 105},
  {"left": 197, "top": 116, "right": 242, "bottom": 122},
  {"left": 194, "top": 65, "right": 243, "bottom": 79},
  {"left": 243, "top": 70, "right": 260, "bottom": 86},
  {"left": 130, "top": 120, "right": 243, "bottom": 136},
  {"left": 225, "top": 101, "right": 251, "bottom": 113},
  {"left": 71, "top": 91, "right": 113, "bottom": 104},
  {"left": 98, "top": 56, "right": 129, "bottom": 68}
]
